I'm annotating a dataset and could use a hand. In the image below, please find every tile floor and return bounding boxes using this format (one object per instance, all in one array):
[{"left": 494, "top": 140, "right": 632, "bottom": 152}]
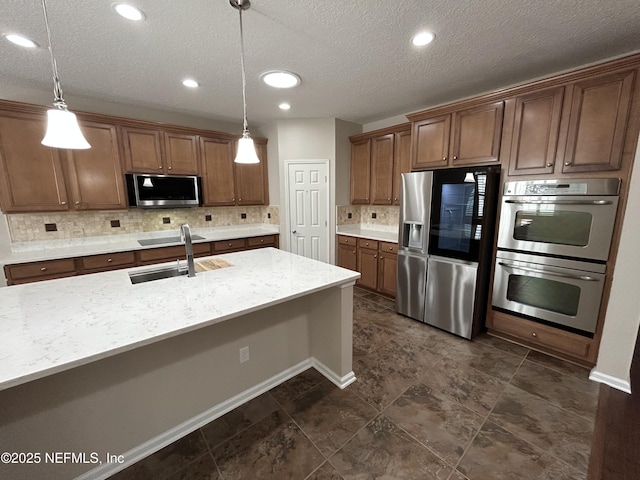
[{"left": 111, "top": 288, "right": 599, "bottom": 480}]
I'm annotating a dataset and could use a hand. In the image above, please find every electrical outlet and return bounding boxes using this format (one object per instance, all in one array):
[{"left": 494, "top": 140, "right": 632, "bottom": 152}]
[{"left": 239, "top": 346, "right": 250, "bottom": 363}]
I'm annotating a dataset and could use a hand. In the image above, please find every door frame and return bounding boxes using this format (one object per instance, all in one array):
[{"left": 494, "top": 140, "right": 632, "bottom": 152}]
[{"left": 284, "top": 159, "right": 331, "bottom": 263}]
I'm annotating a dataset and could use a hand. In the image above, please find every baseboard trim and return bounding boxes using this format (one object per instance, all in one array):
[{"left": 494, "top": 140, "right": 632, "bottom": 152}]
[
  {"left": 74, "top": 358, "right": 354, "bottom": 479},
  {"left": 589, "top": 369, "right": 632, "bottom": 394}
]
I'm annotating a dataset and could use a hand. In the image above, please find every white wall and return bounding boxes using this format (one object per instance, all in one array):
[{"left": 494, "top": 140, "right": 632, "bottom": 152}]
[
  {"left": 335, "top": 119, "right": 362, "bottom": 205},
  {"left": 592, "top": 136, "right": 640, "bottom": 393},
  {"left": 0, "top": 215, "right": 9, "bottom": 286}
]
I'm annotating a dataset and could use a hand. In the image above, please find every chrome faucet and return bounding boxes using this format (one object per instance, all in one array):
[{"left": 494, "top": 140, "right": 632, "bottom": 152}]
[{"left": 180, "top": 224, "right": 196, "bottom": 277}]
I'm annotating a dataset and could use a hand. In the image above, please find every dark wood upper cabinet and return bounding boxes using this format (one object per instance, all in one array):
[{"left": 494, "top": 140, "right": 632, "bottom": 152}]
[
  {"left": 370, "top": 134, "right": 394, "bottom": 205},
  {"left": 350, "top": 138, "right": 371, "bottom": 204},
  {"left": 0, "top": 111, "right": 69, "bottom": 212},
  {"left": 163, "top": 132, "right": 199, "bottom": 175},
  {"left": 561, "top": 70, "right": 635, "bottom": 173},
  {"left": 235, "top": 139, "right": 269, "bottom": 205},
  {"left": 121, "top": 126, "right": 164, "bottom": 173},
  {"left": 392, "top": 129, "right": 412, "bottom": 205},
  {"left": 451, "top": 101, "right": 504, "bottom": 166},
  {"left": 65, "top": 121, "right": 127, "bottom": 210},
  {"left": 199, "top": 136, "right": 236, "bottom": 206},
  {"left": 411, "top": 114, "right": 450, "bottom": 170},
  {"left": 507, "top": 87, "right": 564, "bottom": 176}
]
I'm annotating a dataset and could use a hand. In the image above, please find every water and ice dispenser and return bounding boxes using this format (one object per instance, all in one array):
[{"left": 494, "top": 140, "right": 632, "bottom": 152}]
[{"left": 402, "top": 222, "right": 425, "bottom": 251}]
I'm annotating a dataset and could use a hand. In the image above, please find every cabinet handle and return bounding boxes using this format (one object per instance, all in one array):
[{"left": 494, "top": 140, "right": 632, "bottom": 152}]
[
  {"left": 546, "top": 163, "right": 553, "bottom": 167},
  {"left": 40, "top": 267, "right": 47, "bottom": 271},
  {"left": 453, "top": 156, "right": 458, "bottom": 160},
  {"left": 532, "top": 332, "right": 537, "bottom": 338},
  {"left": 61, "top": 201, "right": 67, "bottom": 205},
  {"left": 107, "top": 258, "right": 113, "bottom": 263},
  {"left": 564, "top": 162, "right": 571, "bottom": 166}
]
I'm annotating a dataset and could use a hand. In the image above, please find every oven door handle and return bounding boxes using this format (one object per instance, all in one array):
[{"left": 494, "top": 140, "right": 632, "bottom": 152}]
[
  {"left": 498, "top": 262, "right": 600, "bottom": 281},
  {"left": 504, "top": 199, "right": 613, "bottom": 205}
]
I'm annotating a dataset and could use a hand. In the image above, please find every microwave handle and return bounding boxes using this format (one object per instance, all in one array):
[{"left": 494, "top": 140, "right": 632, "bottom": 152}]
[
  {"left": 504, "top": 199, "right": 613, "bottom": 205},
  {"left": 498, "top": 262, "right": 600, "bottom": 281}
]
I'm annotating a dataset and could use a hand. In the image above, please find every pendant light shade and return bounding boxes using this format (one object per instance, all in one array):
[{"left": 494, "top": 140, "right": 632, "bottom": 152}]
[
  {"left": 40, "top": 0, "right": 90, "bottom": 150},
  {"left": 230, "top": 0, "right": 259, "bottom": 164},
  {"left": 234, "top": 134, "right": 260, "bottom": 164},
  {"left": 42, "top": 109, "right": 90, "bottom": 149}
]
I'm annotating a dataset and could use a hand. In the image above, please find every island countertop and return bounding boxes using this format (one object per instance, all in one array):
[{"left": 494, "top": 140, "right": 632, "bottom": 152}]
[{"left": 0, "top": 247, "right": 359, "bottom": 392}]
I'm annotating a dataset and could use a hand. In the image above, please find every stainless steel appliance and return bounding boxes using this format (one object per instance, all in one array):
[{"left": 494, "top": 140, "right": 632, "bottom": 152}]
[
  {"left": 493, "top": 251, "right": 606, "bottom": 334},
  {"left": 493, "top": 178, "right": 620, "bottom": 336},
  {"left": 397, "top": 166, "right": 500, "bottom": 338},
  {"left": 498, "top": 178, "right": 620, "bottom": 261},
  {"left": 126, "top": 173, "right": 202, "bottom": 208},
  {"left": 397, "top": 171, "right": 432, "bottom": 321}
]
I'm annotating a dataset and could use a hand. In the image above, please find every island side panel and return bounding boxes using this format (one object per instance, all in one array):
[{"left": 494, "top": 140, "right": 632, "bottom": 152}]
[
  {"left": 308, "top": 283, "right": 356, "bottom": 387},
  {"left": 0, "top": 295, "right": 316, "bottom": 480}
]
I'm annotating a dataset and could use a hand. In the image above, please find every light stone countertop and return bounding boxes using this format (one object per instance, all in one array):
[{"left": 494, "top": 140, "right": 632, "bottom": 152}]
[
  {"left": 0, "top": 224, "right": 279, "bottom": 265},
  {"left": 0, "top": 247, "right": 359, "bottom": 392},
  {"left": 336, "top": 224, "right": 399, "bottom": 243}
]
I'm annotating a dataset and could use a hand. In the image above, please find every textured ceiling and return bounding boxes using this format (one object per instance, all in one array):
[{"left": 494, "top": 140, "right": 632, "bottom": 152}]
[{"left": 1, "top": 0, "right": 640, "bottom": 127}]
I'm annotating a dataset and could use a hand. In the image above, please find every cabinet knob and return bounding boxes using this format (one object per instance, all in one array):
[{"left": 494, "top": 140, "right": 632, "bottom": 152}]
[
  {"left": 168, "top": 166, "right": 172, "bottom": 170},
  {"left": 546, "top": 163, "right": 553, "bottom": 167},
  {"left": 61, "top": 201, "right": 67, "bottom": 205},
  {"left": 532, "top": 332, "right": 537, "bottom": 338},
  {"left": 442, "top": 157, "right": 446, "bottom": 161},
  {"left": 107, "top": 258, "right": 113, "bottom": 263},
  {"left": 158, "top": 166, "right": 163, "bottom": 169},
  {"left": 374, "top": 255, "right": 377, "bottom": 258},
  {"left": 260, "top": 239, "right": 264, "bottom": 243},
  {"left": 239, "top": 198, "right": 242, "bottom": 201},
  {"left": 453, "top": 156, "right": 458, "bottom": 160},
  {"left": 352, "top": 250, "right": 356, "bottom": 254},
  {"left": 389, "top": 247, "right": 393, "bottom": 250},
  {"left": 40, "top": 267, "right": 47, "bottom": 271},
  {"left": 564, "top": 162, "right": 571, "bottom": 166},
  {"left": 75, "top": 201, "right": 80, "bottom": 205}
]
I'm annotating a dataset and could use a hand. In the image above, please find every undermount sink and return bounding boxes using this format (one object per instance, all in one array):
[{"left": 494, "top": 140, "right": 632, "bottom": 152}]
[
  {"left": 137, "top": 235, "right": 205, "bottom": 246},
  {"left": 129, "top": 265, "right": 188, "bottom": 284}
]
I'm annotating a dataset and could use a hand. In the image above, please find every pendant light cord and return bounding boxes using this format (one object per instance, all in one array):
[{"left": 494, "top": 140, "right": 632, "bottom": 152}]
[
  {"left": 238, "top": 4, "right": 249, "bottom": 135},
  {"left": 41, "top": 0, "right": 67, "bottom": 110}
]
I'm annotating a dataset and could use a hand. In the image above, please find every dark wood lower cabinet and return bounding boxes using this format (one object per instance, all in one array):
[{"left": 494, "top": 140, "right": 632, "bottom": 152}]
[
  {"left": 4, "top": 234, "right": 278, "bottom": 285},
  {"left": 588, "top": 326, "right": 640, "bottom": 480}
]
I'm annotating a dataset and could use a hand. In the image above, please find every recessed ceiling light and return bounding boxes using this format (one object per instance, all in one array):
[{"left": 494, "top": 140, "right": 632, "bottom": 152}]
[
  {"left": 113, "top": 3, "right": 146, "bottom": 21},
  {"left": 4, "top": 33, "right": 38, "bottom": 48},
  {"left": 279, "top": 103, "right": 291, "bottom": 110},
  {"left": 261, "top": 71, "right": 301, "bottom": 89},
  {"left": 182, "top": 79, "right": 199, "bottom": 88},
  {"left": 412, "top": 31, "right": 435, "bottom": 47}
]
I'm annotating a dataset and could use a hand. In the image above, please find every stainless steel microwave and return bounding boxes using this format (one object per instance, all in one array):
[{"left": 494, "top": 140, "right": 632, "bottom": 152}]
[{"left": 125, "top": 174, "right": 201, "bottom": 208}]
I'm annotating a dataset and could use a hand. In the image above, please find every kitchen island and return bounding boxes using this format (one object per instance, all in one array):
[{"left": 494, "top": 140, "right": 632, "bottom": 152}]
[{"left": 0, "top": 248, "right": 359, "bottom": 480}]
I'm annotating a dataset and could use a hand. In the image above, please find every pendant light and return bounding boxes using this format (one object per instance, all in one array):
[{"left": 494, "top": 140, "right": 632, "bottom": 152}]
[
  {"left": 230, "top": 0, "right": 259, "bottom": 164},
  {"left": 40, "top": 0, "right": 90, "bottom": 149}
]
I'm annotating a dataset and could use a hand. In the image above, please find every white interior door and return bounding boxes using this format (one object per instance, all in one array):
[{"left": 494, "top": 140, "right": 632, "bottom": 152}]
[{"left": 287, "top": 162, "right": 329, "bottom": 262}]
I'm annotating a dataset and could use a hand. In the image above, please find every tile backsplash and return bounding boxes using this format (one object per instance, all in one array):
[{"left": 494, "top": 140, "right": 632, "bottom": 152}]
[
  {"left": 336, "top": 205, "right": 399, "bottom": 226},
  {"left": 7, "top": 206, "right": 279, "bottom": 243}
]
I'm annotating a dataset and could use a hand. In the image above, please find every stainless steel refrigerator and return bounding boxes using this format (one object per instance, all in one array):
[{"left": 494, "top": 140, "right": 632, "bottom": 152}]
[{"left": 396, "top": 166, "right": 500, "bottom": 339}]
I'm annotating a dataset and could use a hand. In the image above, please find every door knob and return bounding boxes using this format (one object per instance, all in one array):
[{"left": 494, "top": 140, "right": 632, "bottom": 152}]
[{"left": 292, "top": 230, "right": 297, "bottom": 234}]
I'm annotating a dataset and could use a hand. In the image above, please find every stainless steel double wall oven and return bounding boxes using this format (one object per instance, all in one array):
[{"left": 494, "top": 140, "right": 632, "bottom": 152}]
[{"left": 493, "top": 178, "right": 620, "bottom": 336}]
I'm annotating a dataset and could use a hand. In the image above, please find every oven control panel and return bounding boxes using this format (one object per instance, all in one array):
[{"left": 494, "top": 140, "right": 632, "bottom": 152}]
[
  {"left": 504, "top": 178, "right": 620, "bottom": 196},
  {"left": 523, "top": 183, "right": 587, "bottom": 195}
]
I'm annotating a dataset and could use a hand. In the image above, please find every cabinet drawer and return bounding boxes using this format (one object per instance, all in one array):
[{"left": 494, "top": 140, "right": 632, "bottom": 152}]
[
  {"left": 380, "top": 242, "right": 398, "bottom": 254},
  {"left": 139, "top": 243, "right": 210, "bottom": 264},
  {"left": 491, "top": 310, "right": 591, "bottom": 359},
  {"left": 7, "top": 258, "right": 76, "bottom": 281},
  {"left": 81, "top": 251, "right": 136, "bottom": 271},
  {"left": 213, "top": 238, "right": 247, "bottom": 252},
  {"left": 338, "top": 235, "right": 357, "bottom": 246},
  {"left": 358, "top": 238, "right": 379, "bottom": 250},
  {"left": 247, "top": 235, "right": 275, "bottom": 247}
]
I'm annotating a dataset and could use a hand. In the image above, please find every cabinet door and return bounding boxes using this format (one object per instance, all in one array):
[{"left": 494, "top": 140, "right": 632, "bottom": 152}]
[
  {"left": 337, "top": 243, "right": 357, "bottom": 271},
  {"left": 411, "top": 115, "right": 450, "bottom": 170},
  {"left": 66, "top": 121, "right": 127, "bottom": 210},
  {"left": 357, "top": 247, "right": 378, "bottom": 289},
  {"left": 508, "top": 87, "right": 564, "bottom": 176},
  {"left": 164, "top": 132, "right": 199, "bottom": 175},
  {"left": 377, "top": 250, "right": 398, "bottom": 297},
  {"left": 451, "top": 101, "right": 503, "bottom": 165},
  {"left": 392, "top": 129, "right": 411, "bottom": 205},
  {"left": 562, "top": 70, "right": 635, "bottom": 173},
  {"left": 350, "top": 139, "right": 371, "bottom": 204},
  {"left": 370, "top": 134, "right": 394, "bottom": 205},
  {"left": 235, "top": 139, "right": 269, "bottom": 205},
  {"left": 199, "top": 136, "right": 235, "bottom": 206},
  {"left": 0, "top": 111, "right": 69, "bottom": 212},
  {"left": 121, "top": 126, "right": 163, "bottom": 173}
]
